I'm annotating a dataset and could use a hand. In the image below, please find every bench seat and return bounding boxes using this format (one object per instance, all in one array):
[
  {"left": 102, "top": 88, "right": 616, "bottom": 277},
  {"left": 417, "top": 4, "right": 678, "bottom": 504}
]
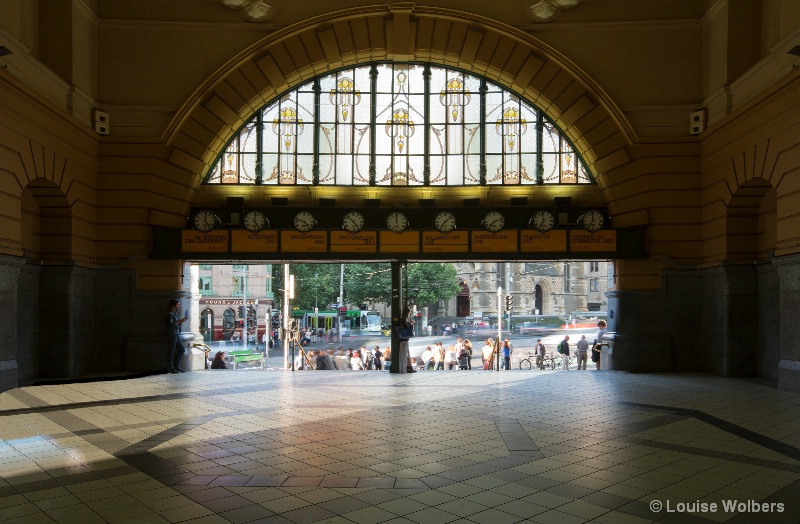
[{"left": 226, "top": 349, "right": 264, "bottom": 370}]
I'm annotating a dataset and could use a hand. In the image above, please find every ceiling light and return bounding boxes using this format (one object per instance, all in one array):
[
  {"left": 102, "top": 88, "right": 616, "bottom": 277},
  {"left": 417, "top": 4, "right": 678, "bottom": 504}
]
[
  {"left": 220, "top": 0, "right": 277, "bottom": 23},
  {"left": 523, "top": 0, "right": 582, "bottom": 23}
]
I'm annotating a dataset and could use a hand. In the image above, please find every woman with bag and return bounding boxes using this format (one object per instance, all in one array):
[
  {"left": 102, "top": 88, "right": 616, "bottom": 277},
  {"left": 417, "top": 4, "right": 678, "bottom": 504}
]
[
  {"left": 458, "top": 344, "right": 471, "bottom": 370},
  {"left": 396, "top": 306, "right": 416, "bottom": 373}
]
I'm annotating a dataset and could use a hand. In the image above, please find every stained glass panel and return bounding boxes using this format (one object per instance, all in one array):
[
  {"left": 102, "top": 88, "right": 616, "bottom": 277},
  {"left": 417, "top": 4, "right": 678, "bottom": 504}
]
[
  {"left": 447, "top": 154, "right": 464, "bottom": 185},
  {"left": 206, "top": 63, "right": 593, "bottom": 187},
  {"left": 430, "top": 155, "right": 444, "bottom": 185}
]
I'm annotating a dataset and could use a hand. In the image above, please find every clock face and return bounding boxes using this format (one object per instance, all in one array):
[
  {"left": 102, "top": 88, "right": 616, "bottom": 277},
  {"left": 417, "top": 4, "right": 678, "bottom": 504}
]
[
  {"left": 293, "top": 211, "right": 316, "bottom": 232},
  {"left": 193, "top": 210, "right": 219, "bottom": 233},
  {"left": 482, "top": 211, "right": 505, "bottom": 233},
  {"left": 386, "top": 211, "right": 409, "bottom": 233},
  {"left": 243, "top": 211, "right": 268, "bottom": 233},
  {"left": 342, "top": 211, "right": 365, "bottom": 234},
  {"left": 434, "top": 212, "right": 456, "bottom": 233},
  {"left": 530, "top": 210, "right": 555, "bottom": 233},
  {"left": 580, "top": 210, "right": 605, "bottom": 233}
]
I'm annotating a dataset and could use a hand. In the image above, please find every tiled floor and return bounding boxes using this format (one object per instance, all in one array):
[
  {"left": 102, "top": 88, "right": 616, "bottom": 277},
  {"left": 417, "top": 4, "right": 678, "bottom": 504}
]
[{"left": 2, "top": 368, "right": 800, "bottom": 523}]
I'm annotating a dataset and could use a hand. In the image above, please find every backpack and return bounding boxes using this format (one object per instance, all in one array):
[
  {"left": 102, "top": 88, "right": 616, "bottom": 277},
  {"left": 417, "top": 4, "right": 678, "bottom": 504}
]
[{"left": 558, "top": 340, "right": 569, "bottom": 355}]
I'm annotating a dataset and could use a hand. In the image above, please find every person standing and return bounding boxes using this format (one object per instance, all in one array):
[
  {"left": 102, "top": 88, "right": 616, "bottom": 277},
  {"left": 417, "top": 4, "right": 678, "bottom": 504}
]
[
  {"left": 444, "top": 345, "right": 457, "bottom": 370},
  {"left": 453, "top": 338, "right": 464, "bottom": 361},
  {"left": 576, "top": 335, "right": 589, "bottom": 370},
  {"left": 501, "top": 339, "right": 512, "bottom": 371},
  {"left": 558, "top": 335, "right": 571, "bottom": 370},
  {"left": 334, "top": 348, "right": 349, "bottom": 370},
  {"left": 464, "top": 339, "right": 473, "bottom": 370},
  {"left": 534, "top": 339, "right": 546, "bottom": 370},
  {"left": 382, "top": 346, "right": 391, "bottom": 370},
  {"left": 165, "top": 299, "right": 188, "bottom": 373},
  {"left": 481, "top": 338, "right": 494, "bottom": 370},
  {"left": 398, "top": 306, "right": 416, "bottom": 373},
  {"left": 351, "top": 350, "right": 365, "bottom": 370},
  {"left": 458, "top": 343, "right": 471, "bottom": 370},
  {"left": 434, "top": 343, "right": 445, "bottom": 370},
  {"left": 373, "top": 345, "right": 383, "bottom": 371},
  {"left": 593, "top": 320, "right": 607, "bottom": 370},
  {"left": 316, "top": 349, "right": 336, "bottom": 370}
]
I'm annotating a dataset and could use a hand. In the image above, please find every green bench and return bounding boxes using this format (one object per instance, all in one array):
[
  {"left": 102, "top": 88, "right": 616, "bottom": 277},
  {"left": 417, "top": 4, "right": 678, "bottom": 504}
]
[{"left": 226, "top": 349, "right": 264, "bottom": 370}]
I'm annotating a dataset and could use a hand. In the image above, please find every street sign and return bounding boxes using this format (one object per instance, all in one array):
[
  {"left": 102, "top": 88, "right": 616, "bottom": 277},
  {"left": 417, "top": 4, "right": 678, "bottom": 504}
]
[{"left": 329, "top": 303, "right": 338, "bottom": 308}]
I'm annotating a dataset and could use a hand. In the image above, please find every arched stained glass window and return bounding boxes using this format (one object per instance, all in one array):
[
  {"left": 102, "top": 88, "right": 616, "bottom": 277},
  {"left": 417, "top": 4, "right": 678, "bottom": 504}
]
[{"left": 205, "top": 63, "right": 593, "bottom": 186}]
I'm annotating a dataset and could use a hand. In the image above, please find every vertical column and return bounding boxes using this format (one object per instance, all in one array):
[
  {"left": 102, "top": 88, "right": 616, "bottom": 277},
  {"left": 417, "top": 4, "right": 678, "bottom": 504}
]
[
  {"left": 182, "top": 262, "right": 205, "bottom": 370},
  {"left": 390, "top": 261, "right": 404, "bottom": 373}
]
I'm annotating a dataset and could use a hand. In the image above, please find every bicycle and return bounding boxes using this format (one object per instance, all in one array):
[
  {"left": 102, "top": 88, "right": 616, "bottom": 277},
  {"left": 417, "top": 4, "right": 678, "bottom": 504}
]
[
  {"left": 538, "top": 352, "right": 560, "bottom": 370},
  {"left": 519, "top": 351, "right": 538, "bottom": 370}
]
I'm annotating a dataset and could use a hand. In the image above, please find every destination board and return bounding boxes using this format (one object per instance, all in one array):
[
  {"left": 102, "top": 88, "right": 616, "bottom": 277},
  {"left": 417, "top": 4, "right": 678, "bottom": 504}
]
[
  {"left": 182, "top": 230, "right": 229, "bottom": 252},
  {"left": 471, "top": 231, "right": 517, "bottom": 252},
  {"left": 330, "top": 231, "right": 377, "bottom": 253},
  {"left": 231, "top": 230, "right": 278, "bottom": 252},
  {"left": 280, "top": 231, "right": 327, "bottom": 252},
  {"left": 422, "top": 231, "right": 468, "bottom": 253},
  {"left": 520, "top": 230, "right": 567, "bottom": 252},
  {"left": 570, "top": 230, "right": 617, "bottom": 251},
  {"left": 379, "top": 231, "right": 420, "bottom": 253}
]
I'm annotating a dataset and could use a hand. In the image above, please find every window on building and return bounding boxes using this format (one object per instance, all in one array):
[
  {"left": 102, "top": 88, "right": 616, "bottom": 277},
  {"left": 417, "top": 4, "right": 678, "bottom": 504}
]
[
  {"left": 590, "top": 261, "right": 599, "bottom": 272},
  {"left": 232, "top": 276, "right": 244, "bottom": 296},
  {"left": 199, "top": 276, "right": 213, "bottom": 296},
  {"left": 205, "top": 63, "right": 593, "bottom": 187},
  {"left": 589, "top": 278, "right": 599, "bottom": 292}
]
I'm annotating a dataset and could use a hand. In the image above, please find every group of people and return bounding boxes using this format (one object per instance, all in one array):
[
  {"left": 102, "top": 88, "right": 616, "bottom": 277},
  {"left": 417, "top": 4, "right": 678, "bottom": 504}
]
[
  {"left": 294, "top": 346, "right": 391, "bottom": 371},
  {"left": 554, "top": 320, "right": 608, "bottom": 370}
]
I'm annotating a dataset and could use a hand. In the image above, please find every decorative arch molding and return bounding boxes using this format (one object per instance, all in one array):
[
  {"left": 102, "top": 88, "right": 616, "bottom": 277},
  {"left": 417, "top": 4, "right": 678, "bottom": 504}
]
[
  {"left": 712, "top": 134, "right": 798, "bottom": 259},
  {"left": 165, "top": 3, "right": 634, "bottom": 192},
  {"left": 0, "top": 134, "right": 89, "bottom": 260}
]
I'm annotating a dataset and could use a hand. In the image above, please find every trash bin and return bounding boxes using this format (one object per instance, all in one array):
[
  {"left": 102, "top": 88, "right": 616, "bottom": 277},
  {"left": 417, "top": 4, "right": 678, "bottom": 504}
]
[{"left": 599, "top": 332, "right": 614, "bottom": 370}]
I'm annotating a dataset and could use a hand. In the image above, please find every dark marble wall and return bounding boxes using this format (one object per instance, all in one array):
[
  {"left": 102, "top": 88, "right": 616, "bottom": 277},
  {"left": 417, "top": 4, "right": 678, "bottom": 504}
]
[
  {"left": 606, "top": 256, "right": 797, "bottom": 390},
  {"left": 606, "top": 270, "right": 706, "bottom": 373},
  {"left": 5, "top": 258, "right": 188, "bottom": 389},
  {"left": 776, "top": 254, "right": 800, "bottom": 392},
  {"left": 757, "top": 263, "right": 780, "bottom": 382},
  {"left": 0, "top": 257, "right": 24, "bottom": 391}
]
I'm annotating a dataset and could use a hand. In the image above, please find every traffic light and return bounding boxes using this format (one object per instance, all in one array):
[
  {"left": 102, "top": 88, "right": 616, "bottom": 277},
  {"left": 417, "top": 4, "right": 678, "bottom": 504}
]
[
  {"left": 238, "top": 306, "right": 244, "bottom": 318},
  {"left": 504, "top": 295, "right": 513, "bottom": 312}
]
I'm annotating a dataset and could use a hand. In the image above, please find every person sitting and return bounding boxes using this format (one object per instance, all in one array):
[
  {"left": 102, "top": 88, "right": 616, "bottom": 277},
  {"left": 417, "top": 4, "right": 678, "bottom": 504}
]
[
  {"left": 210, "top": 351, "right": 228, "bottom": 369},
  {"left": 421, "top": 346, "right": 434, "bottom": 370}
]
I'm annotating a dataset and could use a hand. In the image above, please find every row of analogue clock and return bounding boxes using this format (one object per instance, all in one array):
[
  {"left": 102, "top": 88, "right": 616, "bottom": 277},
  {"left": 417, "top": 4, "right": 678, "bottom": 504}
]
[{"left": 193, "top": 209, "right": 606, "bottom": 234}]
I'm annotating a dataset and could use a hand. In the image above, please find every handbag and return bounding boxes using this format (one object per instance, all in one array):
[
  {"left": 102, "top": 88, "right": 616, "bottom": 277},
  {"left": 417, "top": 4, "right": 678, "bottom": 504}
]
[{"left": 395, "top": 326, "right": 414, "bottom": 340}]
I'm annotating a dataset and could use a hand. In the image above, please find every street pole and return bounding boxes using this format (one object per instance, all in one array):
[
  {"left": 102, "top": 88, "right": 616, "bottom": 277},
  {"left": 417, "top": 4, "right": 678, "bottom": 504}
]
[
  {"left": 338, "top": 263, "right": 344, "bottom": 343},
  {"left": 283, "top": 264, "right": 290, "bottom": 369},
  {"left": 506, "top": 262, "right": 511, "bottom": 336},
  {"left": 242, "top": 265, "right": 247, "bottom": 350},
  {"left": 496, "top": 286, "right": 501, "bottom": 371}
]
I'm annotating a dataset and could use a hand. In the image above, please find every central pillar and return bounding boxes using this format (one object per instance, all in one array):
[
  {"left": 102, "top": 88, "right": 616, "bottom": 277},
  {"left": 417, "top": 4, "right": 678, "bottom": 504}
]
[{"left": 390, "top": 261, "right": 405, "bottom": 373}]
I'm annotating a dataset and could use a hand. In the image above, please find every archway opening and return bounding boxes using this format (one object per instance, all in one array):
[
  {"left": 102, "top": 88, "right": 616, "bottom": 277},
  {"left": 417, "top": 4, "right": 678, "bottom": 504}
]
[
  {"left": 726, "top": 179, "right": 777, "bottom": 261},
  {"left": 21, "top": 179, "right": 72, "bottom": 261}
]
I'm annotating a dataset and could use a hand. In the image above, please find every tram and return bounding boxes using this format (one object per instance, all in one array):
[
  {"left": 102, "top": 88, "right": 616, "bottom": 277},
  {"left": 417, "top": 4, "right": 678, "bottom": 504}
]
[{"left": 289, "top": 309, "right": 383, "bottom": 334}]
